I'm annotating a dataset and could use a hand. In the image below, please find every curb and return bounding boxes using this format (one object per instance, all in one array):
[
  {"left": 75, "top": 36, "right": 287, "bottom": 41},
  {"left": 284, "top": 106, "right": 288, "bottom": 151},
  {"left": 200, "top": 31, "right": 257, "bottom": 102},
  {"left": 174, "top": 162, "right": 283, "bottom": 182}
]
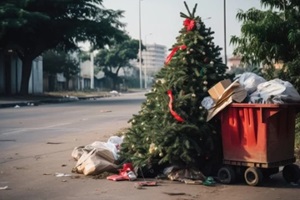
[
  {"left": 0, "top": 95, "right": 111, "bottom": 109},
  {"left": 0, "top": 98, "right": 79, "bottom": 109}
]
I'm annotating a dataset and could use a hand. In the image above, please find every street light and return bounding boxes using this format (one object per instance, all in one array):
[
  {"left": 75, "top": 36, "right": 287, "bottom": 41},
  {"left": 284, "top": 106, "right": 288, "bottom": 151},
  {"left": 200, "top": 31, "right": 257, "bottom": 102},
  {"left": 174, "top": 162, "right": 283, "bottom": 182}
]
[
  {"left": 224, "top": 0, "right": 227, "bottom": 66},
  {"left": 144, "top": 33, "right": 152, "bottom": 89},
  {"left": 90, "top": 51, "right": 94, "bottom": 89},
  {"left": 138, "top": 0, "right": 143, "bottom": 89}
]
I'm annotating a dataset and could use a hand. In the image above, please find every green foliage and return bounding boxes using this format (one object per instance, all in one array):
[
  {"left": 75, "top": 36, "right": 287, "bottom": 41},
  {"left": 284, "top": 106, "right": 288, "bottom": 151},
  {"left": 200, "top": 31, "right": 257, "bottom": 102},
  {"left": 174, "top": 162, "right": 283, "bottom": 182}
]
[
  {"left": 278, "top": 58, "right": 300, "bottom": 91},
  {"left": 230, "top": 0, "right": 300, "bottom": 83},
  {"left": 0, "top": 0, "right": 127, "bottom": 94},
  {"left": 94, "top": 37, "right": 141, "bottom": 90},
  {"left": 43, "top": 49, "right": 79, "bottom": 80},
  {"left": 119, "top": 2, "right": 228, "bottom": 173}
]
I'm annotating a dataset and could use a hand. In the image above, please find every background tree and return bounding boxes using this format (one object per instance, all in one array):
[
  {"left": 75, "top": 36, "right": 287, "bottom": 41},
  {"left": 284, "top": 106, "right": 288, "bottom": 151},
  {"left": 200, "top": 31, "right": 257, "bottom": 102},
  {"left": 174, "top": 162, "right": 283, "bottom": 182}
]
[
  {"left": 230, "top": 0, "right": 300, "bottom": 88},
  {"left": 119, "top": 3, "right": 228, "bottom": 175},
  {"left": 0, "top": 0, "right": 126, "bottom": 94},
  {"left": 94, "top": 37, "right": 142, "bottom": 90},
  {"left": 43, "top": 49, "right": 79, "bottom": 91}
]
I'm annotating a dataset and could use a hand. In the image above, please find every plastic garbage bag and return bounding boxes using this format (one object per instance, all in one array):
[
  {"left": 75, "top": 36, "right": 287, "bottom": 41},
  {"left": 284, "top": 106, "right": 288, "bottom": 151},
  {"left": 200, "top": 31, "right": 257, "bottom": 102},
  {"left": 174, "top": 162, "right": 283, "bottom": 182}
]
[
  {"left": 201, "top": 96, "right": 214, "bottom": 110},
  {"left": 106, "top": 136, "right": 124, "bottom": 159},
  {"left": 72, "top": 141, "right": 118, "bottom": 176},
  {"left": 163, "top": 166, "right": 206, "bottom": 181},
  {"left": 249, "top": 78, "right": 300, "bottom": 103},
  {"left": 236, "top": 72, "right": 266, "bottom": 94}
]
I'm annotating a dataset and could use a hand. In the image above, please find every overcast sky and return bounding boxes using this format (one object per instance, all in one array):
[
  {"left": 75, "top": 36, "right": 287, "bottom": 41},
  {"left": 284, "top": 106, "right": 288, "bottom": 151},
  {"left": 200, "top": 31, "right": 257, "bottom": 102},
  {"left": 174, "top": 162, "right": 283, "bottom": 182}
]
[{"left": 103, "top": 0, "right": 262, "bottom": 56}]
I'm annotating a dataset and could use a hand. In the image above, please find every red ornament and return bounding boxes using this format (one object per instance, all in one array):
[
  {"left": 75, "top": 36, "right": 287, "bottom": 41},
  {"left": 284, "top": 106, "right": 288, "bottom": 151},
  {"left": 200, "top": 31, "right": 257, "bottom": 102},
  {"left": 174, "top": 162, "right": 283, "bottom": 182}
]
[
  {"left": 167, "top": 90, "right": 184, "bottom": 122},
  {"left": 183, "top": 18, "right": 195, "bottom": 31}
]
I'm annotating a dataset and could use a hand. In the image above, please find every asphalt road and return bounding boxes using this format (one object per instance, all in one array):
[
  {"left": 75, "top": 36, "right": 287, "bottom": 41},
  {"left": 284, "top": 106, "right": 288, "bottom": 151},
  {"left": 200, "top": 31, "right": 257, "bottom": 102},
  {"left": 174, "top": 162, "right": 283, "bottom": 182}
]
[
  {"left": 0, "top": 92, "right": 145, "bottom": 151},
  {"left": 0, "top": 92, "right": 300, "bottom": 200}
]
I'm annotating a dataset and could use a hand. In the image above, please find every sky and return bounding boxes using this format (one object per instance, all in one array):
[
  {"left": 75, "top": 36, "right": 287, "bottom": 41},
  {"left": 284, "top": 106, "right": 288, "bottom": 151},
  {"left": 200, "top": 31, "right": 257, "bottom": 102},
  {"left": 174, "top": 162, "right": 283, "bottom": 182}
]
[{"left": 103, "top": 0, "right": 262, "bottom": 57}]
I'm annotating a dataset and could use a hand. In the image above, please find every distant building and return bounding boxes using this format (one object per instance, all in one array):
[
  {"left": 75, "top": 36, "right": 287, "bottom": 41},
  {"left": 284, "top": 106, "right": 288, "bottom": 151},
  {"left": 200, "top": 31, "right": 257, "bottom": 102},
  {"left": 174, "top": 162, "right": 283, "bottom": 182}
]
[
  {"left": 227, "top": 55, "right": 242, "bottom": 70},
  {"left": 143, "top": 43, "right": 167, "bottom": 76},
  {"left": 131, "top": 43, "right": 166, "bottom": 88},
  {"left": 80, "top": 60, "right": 93, "bottom": 89}
]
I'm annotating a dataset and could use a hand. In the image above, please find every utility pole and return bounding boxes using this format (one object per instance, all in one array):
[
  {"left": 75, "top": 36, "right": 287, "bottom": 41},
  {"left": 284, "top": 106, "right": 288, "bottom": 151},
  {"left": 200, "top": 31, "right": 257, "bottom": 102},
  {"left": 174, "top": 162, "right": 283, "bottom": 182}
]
[
  {"left": 138, "top": 0, "right": 143, "bottom": 89},
  {"left": 90, "top": 51, "right": 94, "bottom": 89},
  {"left": 224, "top": 0, "right": 227, "bottom": 66}
]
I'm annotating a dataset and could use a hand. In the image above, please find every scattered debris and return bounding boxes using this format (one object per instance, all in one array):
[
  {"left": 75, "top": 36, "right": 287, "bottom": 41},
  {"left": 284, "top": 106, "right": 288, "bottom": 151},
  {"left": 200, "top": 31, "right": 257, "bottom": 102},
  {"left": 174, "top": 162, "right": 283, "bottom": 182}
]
[
  {"left": 47, "top": 142, "right": 63, "bottom": 145},
  {"left": 100, "top": 110, "right": 112, "bottom": 113},
  {"left": 163, "top": 192, "right": 186, "bottom": 196},
  {"left": 290, "top": 182, "right": 299, "bottom": 186},
  {"left": 0, "top": 139, "right": 16, "bottom": 142},
  {"left": 183, "top": 179, "right": 202, "bottom": 185},
  {"left": 61, "top": 164, "right": 67, "bottom": 167},
  {"left": 34, "top": 155, "right": 42, "bottom": 160},
  {"left": 134, "top": 183, "right": 143, "bottom": 189},
  {"left": 109, "top": 90, "right": 120, "bottom": 96},
  {"left": 92, "top": 172, "right": 115, "bottom": 179},
  {"left": 136, "top": 181, "right": 158, "bottom": 186},
  {"left": 0, "top": 186, "right": 9, "bottom": 190},
  {"left": 164, "top": 166, "right": 206, "bottom": 182},
  {"left": 203, "top": 176, "right": 216, "bottom": 186},
  {"left": 55, "top": 172, "right": 72, "bottom": 177},
  {"left": 107, "top": 163, "right": 137, "bottom": 181},
  {"left": 14, "top": 166, "right": 26, "bottom": 170}
]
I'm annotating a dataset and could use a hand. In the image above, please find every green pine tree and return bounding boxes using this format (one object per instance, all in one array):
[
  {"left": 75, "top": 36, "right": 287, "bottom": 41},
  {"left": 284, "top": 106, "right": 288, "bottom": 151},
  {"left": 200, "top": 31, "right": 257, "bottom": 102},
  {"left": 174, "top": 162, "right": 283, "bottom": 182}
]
[{"left": 119, "top": 2, "right": 229, "bottom": 175}]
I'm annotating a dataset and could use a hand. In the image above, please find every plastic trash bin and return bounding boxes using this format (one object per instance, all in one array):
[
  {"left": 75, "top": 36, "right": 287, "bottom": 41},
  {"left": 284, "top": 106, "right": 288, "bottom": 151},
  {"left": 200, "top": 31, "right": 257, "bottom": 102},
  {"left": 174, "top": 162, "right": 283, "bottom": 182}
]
[{"left": 217, "top": 103, "right": 300, "bottom": 186}]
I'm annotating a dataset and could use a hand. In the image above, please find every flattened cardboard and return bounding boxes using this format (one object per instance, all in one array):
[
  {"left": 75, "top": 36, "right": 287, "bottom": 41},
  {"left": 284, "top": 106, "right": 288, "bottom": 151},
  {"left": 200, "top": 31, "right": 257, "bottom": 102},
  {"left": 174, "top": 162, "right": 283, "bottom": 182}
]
[
  {"left": 208, "top": 79, "right": 232, "bottom": 101},
  {"left": 206, "top": 81, "right": 247, "bottom": 121}
]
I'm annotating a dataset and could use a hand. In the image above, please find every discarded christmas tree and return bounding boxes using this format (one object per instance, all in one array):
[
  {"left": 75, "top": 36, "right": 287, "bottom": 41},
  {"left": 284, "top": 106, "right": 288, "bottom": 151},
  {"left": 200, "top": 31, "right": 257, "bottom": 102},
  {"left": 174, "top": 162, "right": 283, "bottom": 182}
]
[{"left": 119, "top": 2, "right": 229, "bottom": 175}]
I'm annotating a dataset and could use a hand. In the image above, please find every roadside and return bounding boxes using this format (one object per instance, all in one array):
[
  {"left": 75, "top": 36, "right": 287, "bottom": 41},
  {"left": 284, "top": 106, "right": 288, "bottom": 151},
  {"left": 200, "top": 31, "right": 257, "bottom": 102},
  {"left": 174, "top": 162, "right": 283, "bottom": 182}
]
[
  {"left": 1, "top": 91, "right": 300, "bottom": 200},
  {"left": 0, "top": 90, "right": 136, "bottom": 109}
]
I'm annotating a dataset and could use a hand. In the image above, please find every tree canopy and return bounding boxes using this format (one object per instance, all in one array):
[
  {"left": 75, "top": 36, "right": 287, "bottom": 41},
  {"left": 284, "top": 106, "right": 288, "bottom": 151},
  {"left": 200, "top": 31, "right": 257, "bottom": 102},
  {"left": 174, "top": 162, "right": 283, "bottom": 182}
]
[
  {"left": 230, "top": 0, "right": 300, "bottom": 87},
  {"left": 43, "top": 49, "right": 80, "bottom": 90},
  {"left": 94, "top": 37, "right": 143, "bottom": 89},
  {"left": 0, "top": 0, "right": 127, "bottom": 94}
]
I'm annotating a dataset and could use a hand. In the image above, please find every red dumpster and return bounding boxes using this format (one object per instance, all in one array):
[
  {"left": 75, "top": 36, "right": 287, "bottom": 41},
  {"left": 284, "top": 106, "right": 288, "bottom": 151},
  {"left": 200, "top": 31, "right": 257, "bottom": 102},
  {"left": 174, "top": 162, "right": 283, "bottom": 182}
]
[{"left": 217, "top": 103, "right": 300, "bottom": 186}]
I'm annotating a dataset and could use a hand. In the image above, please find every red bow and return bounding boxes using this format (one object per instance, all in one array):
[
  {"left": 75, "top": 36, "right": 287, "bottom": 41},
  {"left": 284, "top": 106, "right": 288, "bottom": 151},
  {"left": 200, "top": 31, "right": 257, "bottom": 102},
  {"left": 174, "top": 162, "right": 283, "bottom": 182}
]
[
  {"left": 183, "top": 18, "right": 195, "bottom": 31},
  {"left": 167, "top": 90, "right": 184, "bottom": 122}
]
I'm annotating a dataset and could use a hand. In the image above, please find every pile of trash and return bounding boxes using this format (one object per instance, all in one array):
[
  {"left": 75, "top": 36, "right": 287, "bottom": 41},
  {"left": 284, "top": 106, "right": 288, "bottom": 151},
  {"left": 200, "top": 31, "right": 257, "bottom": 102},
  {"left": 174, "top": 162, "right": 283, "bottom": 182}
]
[
  {"left": 71, "top": 136, "right": 123, "bottom": 175},
  {"left": 71, "top": 136, "right": 211, "bottom": 185},
  {"left": 71, "top": 72, "right": 300, "bottom": 185},
  {"left": 203, "top": 72, "right": 300, "bottom": 121}
]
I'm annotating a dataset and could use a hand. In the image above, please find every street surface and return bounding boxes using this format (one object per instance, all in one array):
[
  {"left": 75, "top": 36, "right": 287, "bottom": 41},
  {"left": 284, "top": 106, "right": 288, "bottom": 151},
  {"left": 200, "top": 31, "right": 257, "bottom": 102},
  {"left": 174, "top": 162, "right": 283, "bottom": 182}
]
[{"left": 0, "top": 92, "right": 299, "bottom": 200}]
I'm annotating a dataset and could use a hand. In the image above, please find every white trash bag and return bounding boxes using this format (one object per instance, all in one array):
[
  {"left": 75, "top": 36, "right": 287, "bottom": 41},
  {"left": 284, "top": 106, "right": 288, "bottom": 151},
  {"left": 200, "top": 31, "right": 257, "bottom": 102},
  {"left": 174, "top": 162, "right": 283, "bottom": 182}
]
[
  {"left": 250, "top": 78, "right": 300, "bottom": 103},
  {"left": 236, "top": 72, "right": 266, "bottom": 94},
  {"left": 71, "top": 136, "right": 124, "bottom": 176}
]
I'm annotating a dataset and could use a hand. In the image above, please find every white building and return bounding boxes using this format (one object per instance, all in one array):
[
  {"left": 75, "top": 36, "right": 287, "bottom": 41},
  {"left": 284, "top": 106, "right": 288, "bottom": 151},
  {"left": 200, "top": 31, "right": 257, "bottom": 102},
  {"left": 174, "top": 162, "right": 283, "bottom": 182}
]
[
  {"left": 143, "top": 43, "right": 167, "bottom": 76},
  {"left": 132, "top": 43, "right": 167, "bottom": 88}
]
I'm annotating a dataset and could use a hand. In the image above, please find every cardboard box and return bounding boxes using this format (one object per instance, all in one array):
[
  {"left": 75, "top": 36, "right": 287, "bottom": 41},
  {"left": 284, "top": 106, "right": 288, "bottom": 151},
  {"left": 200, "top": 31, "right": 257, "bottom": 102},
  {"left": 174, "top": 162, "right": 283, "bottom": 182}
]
[
  {"left": 208, "top": 79, "right": 232, "bottom": 101},
  {"left": 206, "top": 80, "right": 247, "bottom": 122}
]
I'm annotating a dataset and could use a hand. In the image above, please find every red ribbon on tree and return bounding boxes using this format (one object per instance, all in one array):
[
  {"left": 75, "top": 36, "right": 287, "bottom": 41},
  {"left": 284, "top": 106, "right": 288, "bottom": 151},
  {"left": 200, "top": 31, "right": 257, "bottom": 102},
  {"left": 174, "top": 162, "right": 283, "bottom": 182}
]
[
  {"left": 165, "top": 45, "right": 187, "bottom": 65},
  {"left": 183, "top": 18, "right": 195, "bottom": 31},
  {"left": 167, "top": 90, "right": 184, "bottom": 122}
]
